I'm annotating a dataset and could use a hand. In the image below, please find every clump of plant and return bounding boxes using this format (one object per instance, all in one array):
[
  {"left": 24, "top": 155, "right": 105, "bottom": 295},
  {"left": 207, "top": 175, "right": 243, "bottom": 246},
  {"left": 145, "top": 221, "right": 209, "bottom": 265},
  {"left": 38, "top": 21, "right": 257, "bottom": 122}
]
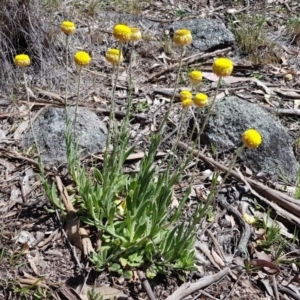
[
  {"left": 18, "top": 16, "right": 264, "bottom": 283},
  {"left": 229, "top": 14, "right": 278, "bottom": 64},
  {"left": 287, "top": 17, "right": 300, "bottom": 44},
  {"left": 62, "top": 25, "right": 205, "bottom": 278}
]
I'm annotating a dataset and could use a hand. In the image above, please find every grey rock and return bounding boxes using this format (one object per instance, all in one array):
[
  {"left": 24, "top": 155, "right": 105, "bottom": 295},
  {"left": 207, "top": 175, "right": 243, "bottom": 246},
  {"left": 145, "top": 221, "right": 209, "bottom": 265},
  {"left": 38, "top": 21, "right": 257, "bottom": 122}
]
[
  {"left": 23, "top": 107, "right": 107, "bottom": 165},
  {"left": 99, "top": 12, "right": 235, "bottom": 52},
  {"left": 196, "top": 97, "right": 298, "bottom": 182},
  {"left": 164, "top": 19, "right": 235, "bottom": 51}
]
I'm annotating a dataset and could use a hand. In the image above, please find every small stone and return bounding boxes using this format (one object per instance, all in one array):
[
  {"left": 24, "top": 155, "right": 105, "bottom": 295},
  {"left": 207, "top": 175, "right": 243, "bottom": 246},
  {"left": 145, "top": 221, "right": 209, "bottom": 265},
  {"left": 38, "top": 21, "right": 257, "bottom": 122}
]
[{"left": 284, "top": 73, "right": 293, "bottom": 81}]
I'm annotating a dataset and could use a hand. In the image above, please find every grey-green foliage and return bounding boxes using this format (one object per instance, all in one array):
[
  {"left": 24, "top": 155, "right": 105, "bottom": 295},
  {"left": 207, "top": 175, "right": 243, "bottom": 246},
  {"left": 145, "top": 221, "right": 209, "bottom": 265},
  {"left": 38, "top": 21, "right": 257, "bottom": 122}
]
[
  {"left": 66, "top": 113, "right": 207, "bottom": 276},
  {"left": 87, "top": 289, "right": 104, "bottom": 300}
]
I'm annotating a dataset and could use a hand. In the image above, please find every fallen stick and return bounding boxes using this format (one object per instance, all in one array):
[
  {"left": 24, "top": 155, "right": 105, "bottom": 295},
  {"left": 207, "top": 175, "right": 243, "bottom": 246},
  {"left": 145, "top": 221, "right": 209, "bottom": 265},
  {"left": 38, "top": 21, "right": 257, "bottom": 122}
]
[
  {"left": 138, "top": 270, "right": 157, "bottom": 300},
  {"left": 166, "top": 267, "right": 231, "bottom": 300}
]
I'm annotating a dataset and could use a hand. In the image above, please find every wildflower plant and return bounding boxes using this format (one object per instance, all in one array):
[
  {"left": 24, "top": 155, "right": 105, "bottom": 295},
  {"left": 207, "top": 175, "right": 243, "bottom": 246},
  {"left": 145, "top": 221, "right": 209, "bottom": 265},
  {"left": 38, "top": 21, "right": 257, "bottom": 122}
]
[
  {"left": 189, "top": 70, "right": 203, "bottom": 91},
  {"left": 73, "top": 51, "right": 91, "bottom": 128},
  {"left": 14, "top": 54, "right": 40, "bottom": 160},
  {"left": 21, "top": 19, "right": 263, "bottom": 282},
  {"left": 216, "top": 129, "right": 262, "bottom": 195},
  {"left": 159, "top": 29, "right": 192, "bottom": 133},
  {"left": 198, "top": 57, "right": 233, "bottom": 138},
  {"left": 59, "top": 23, "right": 209, "bottom": 279},
  {"left": 61, "top": 21, "right": 76, "bottom": 106}
]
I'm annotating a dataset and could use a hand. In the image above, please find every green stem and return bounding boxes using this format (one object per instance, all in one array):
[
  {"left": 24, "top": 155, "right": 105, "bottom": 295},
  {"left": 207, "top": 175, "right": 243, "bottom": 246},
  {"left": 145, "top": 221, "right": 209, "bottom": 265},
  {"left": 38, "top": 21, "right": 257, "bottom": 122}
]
[
  {"left": 189, "top": 77, "right": 222, "bottom": 173},
  {"left": 214, "top": 145, "right": 245, "bottom": 200},
  {"left": 73, "top": 66, "right": 82, "bottom": 131},
  {"left": 190, "top": 106, "right": 200, "bottom": 134},
  {"left": 23, "top": 70, "right": 43, "bottom": 171},
  {"left": 111, "top": 64, "right": 115, "bottom": 87},
  {"left": 198, "top": 77, "right": 222, "bottom": 147},
  {"left": 158, "top": 46, "right": 185, "bottom": 135},
  {"left": 103, "top": 42, "right": 123, "bottom": 165},
  {"left": 129, "top": 41, "right": 134, "bottom": 87},
  {"left": 64, "top": 35, "right": 69, "bottom": 107}
]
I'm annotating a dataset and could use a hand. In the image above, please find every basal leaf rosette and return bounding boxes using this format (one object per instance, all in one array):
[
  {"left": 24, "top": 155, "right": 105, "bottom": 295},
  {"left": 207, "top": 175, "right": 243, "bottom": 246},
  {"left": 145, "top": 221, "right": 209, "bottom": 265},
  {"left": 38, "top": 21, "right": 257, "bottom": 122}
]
[
  {"left": 61, "top": 21, "right": 76, "bottom": 35},
  {"left": 113, "top": 24, "right": 132, "bottom": 42},
  {"left": 74, "top": 51, "right": 91, "bottom": 67},
  {"left": 14, "top": 54, "right": 31, "bottom": 68},
  {"left": 242, "top": 129, "right": 262, "bottom": 149},
  {"left": 173, "top": 29, "right": 192, "bottom": 46},
  {"left": 212, "top": 58, "right": 233, "bottom": 77},
  {"left": 106, "top": 48, "right": 124, "bottom": 65}
]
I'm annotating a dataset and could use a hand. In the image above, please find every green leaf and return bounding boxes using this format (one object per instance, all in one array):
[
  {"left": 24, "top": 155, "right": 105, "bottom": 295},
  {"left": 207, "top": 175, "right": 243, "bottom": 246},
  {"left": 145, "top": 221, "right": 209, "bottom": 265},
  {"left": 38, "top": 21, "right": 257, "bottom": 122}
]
[
  {"left": 146, "top": 268, "right": 157, "bottom": 279},
  {"left": 123, "top": 270, "right": 133, "bottom": 279},
  {"left": 110, "top": 263, "right": 121, "bottom": 272}
]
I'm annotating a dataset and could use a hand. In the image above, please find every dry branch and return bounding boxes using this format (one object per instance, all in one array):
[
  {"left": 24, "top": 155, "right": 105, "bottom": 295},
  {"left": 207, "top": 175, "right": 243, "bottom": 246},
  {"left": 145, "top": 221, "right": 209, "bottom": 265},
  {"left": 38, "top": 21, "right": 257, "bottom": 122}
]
[{"left": 166, "top": 268, "right": 231, "bottom": 300}]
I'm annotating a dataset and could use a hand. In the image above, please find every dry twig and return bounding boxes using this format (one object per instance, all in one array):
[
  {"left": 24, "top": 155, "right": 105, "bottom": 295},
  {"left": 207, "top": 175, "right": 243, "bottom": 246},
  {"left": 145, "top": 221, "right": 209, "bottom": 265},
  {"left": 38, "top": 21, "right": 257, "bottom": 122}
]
[{"left": 166, "top": 267, "right": 231, "bottom": 300}]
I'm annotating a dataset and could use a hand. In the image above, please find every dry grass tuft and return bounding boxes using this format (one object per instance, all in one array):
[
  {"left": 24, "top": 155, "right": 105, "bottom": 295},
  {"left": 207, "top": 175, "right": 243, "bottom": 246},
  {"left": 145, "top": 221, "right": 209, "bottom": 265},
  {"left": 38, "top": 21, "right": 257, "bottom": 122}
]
[
  {"left": 287, "top": 17, "right": 300, "bottom": 44},
  {"left": 230, "top": 14, "right": 279, "bottom": 65},
  {"left": 0, "top": 0, "right": 57, "bottom": 90}
]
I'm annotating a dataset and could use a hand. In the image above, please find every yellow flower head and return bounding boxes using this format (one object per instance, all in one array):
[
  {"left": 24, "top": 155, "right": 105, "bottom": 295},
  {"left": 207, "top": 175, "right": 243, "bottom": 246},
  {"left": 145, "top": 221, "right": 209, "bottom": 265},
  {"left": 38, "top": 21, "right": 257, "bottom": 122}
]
[
  {"left": 173, "top": 29, "right": 192, "bottom": 46},
  {"left": 242, "top": 129, "right": 262, "bottom": 149},
  {"left": 14, "top": 54, "right": 31, "bottom": 68},
  {"left": 130, "top": 27, "right": 142, "bottom": 41},
  {"left": 61, "top": 21, "right": 76, "bottom": 35},
  {"left": 74, "top": 51, "right": 91, "bottom": 67},
  {"left": 105, "top": 48, "right": 124, "bottom": 65},
  {"left": 242, "top": 213, "right": 256, "bottom": 225},
  {"left": 212, "top": 57, "right": 233, "bottom": 77},
  {"left": 113, "top": 24, "right": 132, "bottom": 42},
  {"left": 193, "top": 93, "right": 208, "bottom": 108},
  {"left": 180, "top": 90, "right": 192, "bottom": 101},
  {"left": 189, "top": 70, "right": 203, "bottom": 85},
  {"left": 182, "top": 99, "right": 194, "bottom": 109}
]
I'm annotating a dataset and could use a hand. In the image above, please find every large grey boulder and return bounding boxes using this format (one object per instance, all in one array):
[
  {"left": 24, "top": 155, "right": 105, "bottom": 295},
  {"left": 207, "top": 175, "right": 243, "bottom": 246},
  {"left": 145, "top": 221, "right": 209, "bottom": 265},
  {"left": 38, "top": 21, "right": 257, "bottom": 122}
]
[
  {"left": 23, "top": 107, "right": 107, "bottom": 165},
  {"left": 196, "top": 97, "right": 298, "bottom": 182},
  {"left": 163, "top": 19, "right": 235, "bottom": 51}
]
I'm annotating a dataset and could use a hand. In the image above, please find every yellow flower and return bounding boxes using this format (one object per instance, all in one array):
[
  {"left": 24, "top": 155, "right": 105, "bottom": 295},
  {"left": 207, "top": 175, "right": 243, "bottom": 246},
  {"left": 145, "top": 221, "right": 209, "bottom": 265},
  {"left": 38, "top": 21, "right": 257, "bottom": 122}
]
[
  {"left": 242, "top": 129, "right": 262, "bottom": 149},
  {"left": 212, "top": 58, "right": 233, "bottom": 77},
  {"left": 14, "top": 54, "right": 31, "bottom": 68},
  {"left": 61, "top": 21, "right": 76, "bottom": 35},
  {"left": 182, "top": 99, "right": 194, "bottom": 109},
  {"left": 193, "top": 93, "right": 208, "bottom": 108},
  {"left": 242, "top": 213, "right": 256, "bottom": 225},
  {"left": 74, "top": 51, "right": 91, "bottom": 67},
  {"left": 115, "top": 199, "right": 126, "bottom": 216},
  {"left": 189, "top": 70, "right": 203, "bottom": 85},
  {"left": 106, "top": 48, "right": 124, "bottom": 65},
  {"left": 130, "top": 27, "right": 142, "bottom": 41},
  {"left": 113, "top": 24, "right": 132, "bottom": 42},
  {"left": 180, "top": 90, "right": 192, "bottom": 101},
  {"left": 173, "top": 29, "right": 192, "bottom": 46}
]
